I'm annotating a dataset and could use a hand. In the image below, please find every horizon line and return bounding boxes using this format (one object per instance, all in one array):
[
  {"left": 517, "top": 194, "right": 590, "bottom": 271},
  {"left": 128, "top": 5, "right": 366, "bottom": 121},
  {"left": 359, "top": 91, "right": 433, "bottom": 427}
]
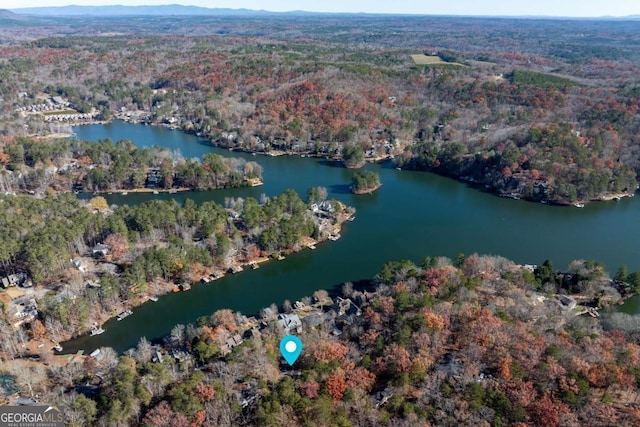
[{"left": 3, "top": 4, "right": 639, "bottom": 19}]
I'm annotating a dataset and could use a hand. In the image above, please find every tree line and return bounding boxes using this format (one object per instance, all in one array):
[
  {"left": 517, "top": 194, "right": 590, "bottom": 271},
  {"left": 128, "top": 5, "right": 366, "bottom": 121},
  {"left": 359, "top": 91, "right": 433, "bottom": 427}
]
[{"left": 0, "top": 137, "right": 262, "bottom": 193}]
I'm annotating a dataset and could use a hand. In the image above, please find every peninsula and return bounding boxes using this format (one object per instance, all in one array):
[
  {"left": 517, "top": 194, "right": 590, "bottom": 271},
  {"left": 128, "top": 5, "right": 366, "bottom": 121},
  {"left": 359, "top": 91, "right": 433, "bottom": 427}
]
[{"left": 0, "top": 188, "right": 354, "bottom": 348}]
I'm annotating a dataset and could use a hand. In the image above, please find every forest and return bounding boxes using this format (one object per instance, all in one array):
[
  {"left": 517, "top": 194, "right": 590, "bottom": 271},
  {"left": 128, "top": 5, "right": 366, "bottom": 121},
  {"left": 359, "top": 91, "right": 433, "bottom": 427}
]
[
  {"left": 3, "top": 253, "right": 640, "bottom": 426},
  {"left": 0, "top": 188, "right": 350, "bottom": 347},
  {"left": 0, "top": 137, "right": 262, "bottom": 193},
  {"left": 0, "top": 15, "right": 639, "bottom": 204}
]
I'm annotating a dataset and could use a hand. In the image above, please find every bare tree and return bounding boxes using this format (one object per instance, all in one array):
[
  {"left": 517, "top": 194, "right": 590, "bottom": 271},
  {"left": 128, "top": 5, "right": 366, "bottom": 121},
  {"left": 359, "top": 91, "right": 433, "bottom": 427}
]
[
  {"left": 49, "top": 361, "right": 84, "bottom": 389},
  {"left": 133, "top": 337, "right": 154, "bottom": 364},
  {"left": 316, "top": 186, "right": 328, "bottom": 202},
  {"left": 169, "top": 324, "right": 186, "bottom": 348},
  {"left": 6, "top": 361, "right": 46, "bottom": 398},
  {"left": 342, "top": 281, "right": 354, "bottom": 297},
  {"left": 313, "top": 289, "right": 330, "bottom": 308},
  {"left": 186, "top": 324, "right": 199, "bottom": 345},
  {"left": 95, "top": 347, "right": 119, "bottom": 374}
]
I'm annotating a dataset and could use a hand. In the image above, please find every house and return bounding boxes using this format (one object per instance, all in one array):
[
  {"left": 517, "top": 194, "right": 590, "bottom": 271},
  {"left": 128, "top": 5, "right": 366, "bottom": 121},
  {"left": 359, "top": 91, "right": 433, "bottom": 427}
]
[
  {"left": 146, "top": 169, "right": 162, "bottom": 187},
  {"left": 10, "top": 300, "right": 38, "bottom": 324},
  {"left": 170, "top": 349, "right": 189, "bottom": 362},
  {"left": 92, "top": 244, "right": 109, "bottom": 258},
  {"left": 436, "top": 352, "right": 464, "bottom": 379},
  {"left": 221, "top": 132, "right": 236, "bottom": 141},
  {"left": 7, "top": 274, "right": 22, "bottom": 287},
  {"left": 52, "top": 96, "right": 67, "bottom": 105},
  {"left": 72, "top": 258, "right": 87, "bottom": 273},
  {"left": 277, "top": 314, "right": 302, "bottom": 334},
  {"left": 558, "top": 295, "right": 577, "bottom": 311},
  {"left": 301, "top": 313, "right": 323, "bottom": 329},
  {"left": 237, "top": 382, "right": 260, "bottom": 408},
  {"left": 1, "top": 273, "right": 30, "bottom": 289},
  {"left": 318, "top": 201, "right": 334, "bottom": 213},
  {"left": 16, "top": 397, "right": 38, "bottom": 406},
  {"left": 9, "top": 274, "right": 25, "bottom": 286},
  {"left": 353, "top": 291, "right": 374, "bottom": 306},
  {"left": 220, "top": 333, "right": 244, "bottom": 356},
  {"left": 260, "top": 307, "right": 276, "bottom": 320},
  {"left": 373, "top": 387, "right": 394, "bottom": 409},
  {"left": 331, "top": 297, "right": 361, "bottom": 317}
]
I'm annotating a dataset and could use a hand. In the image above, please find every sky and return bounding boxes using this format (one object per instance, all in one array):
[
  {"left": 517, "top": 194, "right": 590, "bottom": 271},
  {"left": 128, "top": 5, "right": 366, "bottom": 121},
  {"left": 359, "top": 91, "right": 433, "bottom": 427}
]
[{"left": 5, "top": 0, "right": 640, "bottom": 17}]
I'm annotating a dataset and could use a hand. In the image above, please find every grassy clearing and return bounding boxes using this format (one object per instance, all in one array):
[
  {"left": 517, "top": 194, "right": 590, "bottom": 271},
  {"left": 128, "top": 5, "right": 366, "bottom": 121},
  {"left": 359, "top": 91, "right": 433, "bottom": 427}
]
[
  {"left": 511, "top": 69, "right": 580, "bottom": 88},
  {"left": 411, "top": 54, "right": 465, "bottom": 67}
]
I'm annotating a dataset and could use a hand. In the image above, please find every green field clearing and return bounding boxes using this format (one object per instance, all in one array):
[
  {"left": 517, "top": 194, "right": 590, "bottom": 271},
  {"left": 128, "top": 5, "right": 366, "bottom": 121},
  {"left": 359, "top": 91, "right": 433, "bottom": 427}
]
[
  {"left": 511, "top": 69, "right": 580, "bottom": 88},
  {"left": 411, "top": 54, "right": 465, "bottom": 67}
]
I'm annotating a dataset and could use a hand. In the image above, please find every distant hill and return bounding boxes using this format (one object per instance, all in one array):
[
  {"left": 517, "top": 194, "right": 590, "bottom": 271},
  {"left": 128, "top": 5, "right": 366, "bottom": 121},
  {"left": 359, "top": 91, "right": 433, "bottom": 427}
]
[
  {"left": 8, "top": 5, "right": 640, "bottom": 20},
  {"left": 0, "top": 8, "right": 29, "bottom": 20},
  {"left": 10, "top": 4, "right": 273, "bottom": 17}
]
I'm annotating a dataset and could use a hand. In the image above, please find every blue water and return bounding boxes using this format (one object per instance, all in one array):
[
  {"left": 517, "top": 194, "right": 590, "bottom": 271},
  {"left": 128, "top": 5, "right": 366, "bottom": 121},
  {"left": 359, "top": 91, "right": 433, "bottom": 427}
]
[{"left": 64, "top": 121, "right": 640, "bottom": 353}]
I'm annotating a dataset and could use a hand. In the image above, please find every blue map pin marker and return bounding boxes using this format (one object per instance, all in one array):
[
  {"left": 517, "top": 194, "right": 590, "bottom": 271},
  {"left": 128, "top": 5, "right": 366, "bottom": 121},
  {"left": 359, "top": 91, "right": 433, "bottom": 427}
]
[{"left": 280, "top": 335, "right": 303, "bottom": 366}]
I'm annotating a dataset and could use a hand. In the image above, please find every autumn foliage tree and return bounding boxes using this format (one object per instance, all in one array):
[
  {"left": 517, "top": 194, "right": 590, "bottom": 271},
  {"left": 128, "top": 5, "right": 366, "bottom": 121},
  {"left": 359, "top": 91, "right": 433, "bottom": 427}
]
[
  {"left": 104, "top": 233, "right": 129, "bottom": 260},
  {"left": 211, "top": 309, "right": 237, "bottom": 333},
  {"left": 29, "top": 319, "right": 47, "bottom": 340},
  {"left": 326, "top": 375, "right": 346, "bottom": 402}
]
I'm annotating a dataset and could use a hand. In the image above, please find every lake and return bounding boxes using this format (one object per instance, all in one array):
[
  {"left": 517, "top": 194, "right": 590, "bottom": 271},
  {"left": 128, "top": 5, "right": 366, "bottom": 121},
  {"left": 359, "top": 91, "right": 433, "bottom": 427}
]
[{"left": 64, "top": 121, "right": 640, "bottom": 353}]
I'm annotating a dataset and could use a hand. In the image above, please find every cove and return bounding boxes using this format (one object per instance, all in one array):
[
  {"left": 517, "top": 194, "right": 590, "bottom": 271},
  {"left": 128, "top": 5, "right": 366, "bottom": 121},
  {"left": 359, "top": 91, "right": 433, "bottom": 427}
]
[{"left": 64, "top": 121, "right": 640, "bottom": 353}]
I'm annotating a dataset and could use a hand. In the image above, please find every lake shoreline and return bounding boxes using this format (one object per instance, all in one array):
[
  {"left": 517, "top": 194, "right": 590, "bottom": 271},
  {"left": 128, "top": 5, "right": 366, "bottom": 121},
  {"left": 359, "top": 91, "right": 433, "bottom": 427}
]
[
  {"left": 80, "top": 178, "right": 263, "bottom": 196},
  {"left": 351, "top": 183, "right": 382, "bottom": 195},
  {"left": 58, "top": 117, "right": 636, "bottom": 207},
  {"left": 57, "top": 120, "right": 640, "bottom": 354},
  {"left": 57, "top": 201, "right": 354, "bottom": 354}
]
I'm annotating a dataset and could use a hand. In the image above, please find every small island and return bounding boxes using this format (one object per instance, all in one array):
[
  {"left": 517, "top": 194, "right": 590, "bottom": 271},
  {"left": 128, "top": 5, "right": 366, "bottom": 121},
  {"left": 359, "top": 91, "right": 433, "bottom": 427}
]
[{"left": 351, "top": 170, "right": 381, "bottom": 194}]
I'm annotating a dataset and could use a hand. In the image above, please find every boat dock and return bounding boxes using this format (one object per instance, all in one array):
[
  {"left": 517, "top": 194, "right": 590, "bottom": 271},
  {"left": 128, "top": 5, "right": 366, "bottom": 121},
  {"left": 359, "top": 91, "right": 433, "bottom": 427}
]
[{"left": 116, "top": 309, "right": 133, "bottom": 321}]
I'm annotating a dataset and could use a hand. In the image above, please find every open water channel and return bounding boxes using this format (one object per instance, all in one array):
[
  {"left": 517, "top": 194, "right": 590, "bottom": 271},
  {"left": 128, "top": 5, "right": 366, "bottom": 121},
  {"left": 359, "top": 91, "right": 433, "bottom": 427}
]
[{"left": 62, "top": 121, "right": 640, "bottom": 353}]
